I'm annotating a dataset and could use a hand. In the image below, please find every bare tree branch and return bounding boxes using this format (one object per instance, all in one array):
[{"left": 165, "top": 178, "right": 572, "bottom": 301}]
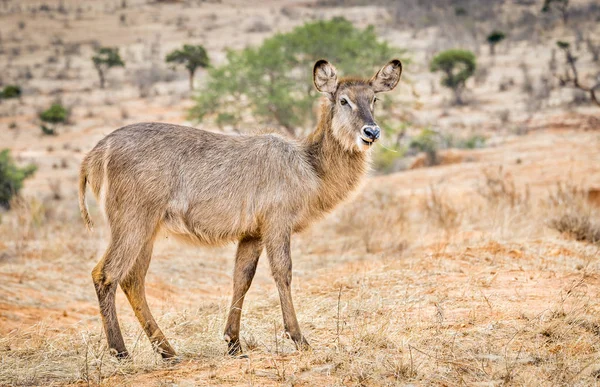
[{"left": 555, "top": 42, "right": 600, "bottom": 106}]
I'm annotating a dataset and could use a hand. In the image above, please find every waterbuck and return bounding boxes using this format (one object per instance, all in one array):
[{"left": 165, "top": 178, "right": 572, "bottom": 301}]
[{"left": 79, "top": 59, "right": 402, "bottom": 359}]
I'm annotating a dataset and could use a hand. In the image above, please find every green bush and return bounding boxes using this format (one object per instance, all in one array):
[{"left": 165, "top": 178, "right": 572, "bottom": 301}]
[
  {"left": 40, "top": 104, "right": 67, "bottom": 123},
  {"left": 166, "top": 44, "right": 210, "bottom": 91},
  {"left": 190, "top": 17, "right": 406, "bottom": 136},
  {"left": 408, "top": 130, "right": 486, "bottom": 166},
  {"left": 373, "top": 145, "right": 406, "bottom": 173},
  {"left": 430, "top": 49, "right": 476, "bottom": 105},
  {"left": 39, "top": 103, "right": 68, "bottom": 135},
  {"left": 461, "top": 134, "right": 486, "bottom": 149},
  {"left": 410, "top": 128, "right": 440, "bottom": 166},
  {"left": 0, "top": 85, "right": 22, "bottom": 99},
  {"left": 0, "top": 149, "right": 36, "bottom": 209},
  {"left": 449, "top": 133, "right": 487, "bottom": 149}
]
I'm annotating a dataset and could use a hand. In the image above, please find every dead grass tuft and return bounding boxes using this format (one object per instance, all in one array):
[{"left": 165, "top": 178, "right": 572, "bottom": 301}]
[
  {"left": 478, "top": 166, "right": 530, "bottom": 209},
  {"left": 423, "top": 184, "right": 460, "bottom": 230},
  {"left": 545, "top": 181, "right": 600, "bottom": 245},
  {"left": 549, "top": 213, "right": 600, "bottom": 245},
  {"left": 336, "top": 189, "right": 408, "bottom": 253}
]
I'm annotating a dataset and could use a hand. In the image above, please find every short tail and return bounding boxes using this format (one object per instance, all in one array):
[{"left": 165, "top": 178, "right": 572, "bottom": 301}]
[{"left": 79, "top": 159, "right": 94, "bottom": 231}]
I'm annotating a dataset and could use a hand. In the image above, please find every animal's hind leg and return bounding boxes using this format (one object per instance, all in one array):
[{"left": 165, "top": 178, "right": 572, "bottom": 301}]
[
  {"left": 223, "top": 236, "right": 263, "bottom": 355},
  {"left": 120, "top": 242, "right": 176, "bottom": 359},
  {"left": 92, "top": 244, "right": 130, "bottom": 358},
  {"left": 92, "top": 207, "right": 162, "bottom": 359}
]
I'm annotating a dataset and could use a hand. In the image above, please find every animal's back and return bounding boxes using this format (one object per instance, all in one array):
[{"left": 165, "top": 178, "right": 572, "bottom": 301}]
[{"left": 81, "top": 122, "right": 319, "bottom": 245}]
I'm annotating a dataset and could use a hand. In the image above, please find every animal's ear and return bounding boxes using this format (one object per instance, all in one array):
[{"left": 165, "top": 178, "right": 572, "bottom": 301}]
[
  {"left": 370, "top": 59, "right": 402, "bottom": 93},
  {"left": 313, "top": 59, "right": 338, "bottom": 94}
]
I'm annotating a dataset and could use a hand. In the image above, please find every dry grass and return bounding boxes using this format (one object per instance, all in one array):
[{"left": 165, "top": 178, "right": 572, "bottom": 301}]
[
  {"left": 477, "top": 166, "right": 530, "bottom": 210},
  {"left": 546, "top": 182, "right": 600, "bottom": 246},
  {"left": 423, "top": 184, "right": 461, "bottom": 231},
  {"left": 550, "top": 213, "right": 600, "bottom": 245},
  {"left": 2, "top": 161, "right": 600, "bottom": 385},
  {"left": 335, "top": 188, "right": 408, "bottom": 254}
]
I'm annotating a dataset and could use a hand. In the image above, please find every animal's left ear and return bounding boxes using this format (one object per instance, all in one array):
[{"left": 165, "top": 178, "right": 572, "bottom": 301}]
[{"left": 370, "top": 59, "right": 402, "bottom": 93}]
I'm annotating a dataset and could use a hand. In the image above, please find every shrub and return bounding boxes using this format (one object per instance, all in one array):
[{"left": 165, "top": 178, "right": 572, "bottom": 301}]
[
  {"left": 373, "top": 145, "right": 406, "bottom": 174},
  {"left": 430, "top": 49, "right": 476, "bottom": 105},
  {"left": 0, "top": 149, "right": 36, "bottom": 209},
  {"left": 91, "top": 47, "right": 125, "bottom": 89},
  {"left": 409, "top": 128, "right": 440, "bottom": 166},
  {"left": 1, "top": 85, "right": 22, "bottom": 99},
  {"left": 39, "top": 103, "right": 68, "bottom": 135},
  {"left": 190, "top": 17, "right": 405, "bottom": 136},
  {"left": 545, "top": 181, "right": 598, "bottom": 245},
  {"left": 457, "top": 134, "right": 486, "bottom": 149},
  {"left": 549, "top": 213, "right": 600, "bottom": 245},
  {"left": 165, "top": 44, "right": 209, "bottom": 91}
]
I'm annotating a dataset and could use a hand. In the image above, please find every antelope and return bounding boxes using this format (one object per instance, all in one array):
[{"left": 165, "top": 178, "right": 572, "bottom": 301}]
[{"left": 79, "top": 59, "right": 402, "bottom": 359}]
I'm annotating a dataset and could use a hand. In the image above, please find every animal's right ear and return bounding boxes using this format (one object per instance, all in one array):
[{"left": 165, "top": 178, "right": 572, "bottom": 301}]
[{"left": 313, "top": 59, "right": 338, "bottom": 94}]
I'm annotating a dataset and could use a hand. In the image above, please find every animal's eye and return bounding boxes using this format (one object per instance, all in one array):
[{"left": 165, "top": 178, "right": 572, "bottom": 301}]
[
  {"left": 340, "top": 98, "right": 348, "bottom": 106},
  {"left": 373, "top": 97, "right": 378, "bottom": 103}
]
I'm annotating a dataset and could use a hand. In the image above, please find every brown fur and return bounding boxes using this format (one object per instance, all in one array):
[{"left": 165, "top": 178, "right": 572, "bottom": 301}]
[{"left": 79, "top": 59, "right": 402, "bottom": 359}]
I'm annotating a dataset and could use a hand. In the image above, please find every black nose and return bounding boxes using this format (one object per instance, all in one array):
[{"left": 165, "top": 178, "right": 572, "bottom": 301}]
[{"left": 363, "top": 126, "right": 380, "bottom": 140}]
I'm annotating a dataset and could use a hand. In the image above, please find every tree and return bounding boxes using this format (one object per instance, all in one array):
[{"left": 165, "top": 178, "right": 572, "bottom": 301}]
[
  {"left": 555, "top": 41, "right": 600, "bottom": 106},
  {"left": 190, "top": 17, "right": 404, "bottom": 136},
  {"left": 165, "top": 44, "right": 210, "bottom": 91},
  {"left": 39, "top": 103, "right": 68, "bottom": 135},
  {"left": 0, "top": 85, "right": 21, "bottom": 99},
  {"left": 486, "top": 30, "right": 505, "bottom": 56},
  {"left": 430, "top": 49, "right": 476, "bottom": 105},
  {"left": 542, "top": 0, "right": 569, "bottom": 25},
  {"left": 92, "top": 47, "right": 125, "bottom": 89},
  {"left": 0, "top": 149, "right": 36, "bottom": 209}
]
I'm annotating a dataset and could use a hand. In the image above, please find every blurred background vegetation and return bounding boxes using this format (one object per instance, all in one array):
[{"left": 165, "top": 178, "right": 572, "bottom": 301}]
[{"left": 190, "top": 17, "right": 407, "bottom": 137}]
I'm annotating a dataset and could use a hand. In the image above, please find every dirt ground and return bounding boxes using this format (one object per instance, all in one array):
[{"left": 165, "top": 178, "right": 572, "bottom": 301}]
[{"left": 1, "top": 0, "right": 600, "bottom": 386}]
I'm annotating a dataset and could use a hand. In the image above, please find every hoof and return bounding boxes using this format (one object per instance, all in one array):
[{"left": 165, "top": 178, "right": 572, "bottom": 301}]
[
  {"left": 111, "top": 349, "right": 130, "bottom": 360},
  {"left": 162, "top": 355, "right": 181, "bottom": 364},
  {"left": 159, "top": 348, "right": 179, "bottom": 362},
  {"left": 227, "top": 340, "right": 243, "bottom": 357},
  {"left": 159, "top": 349, "right": 178, "bottom": 359},
  {"left": 294, "top": 336, "right": 311, "bottom": 352}
]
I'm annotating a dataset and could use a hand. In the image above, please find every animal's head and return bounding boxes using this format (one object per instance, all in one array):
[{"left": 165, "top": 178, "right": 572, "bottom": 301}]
[{"left": 313, "top": 59, "right": 402, "bottom": 152}]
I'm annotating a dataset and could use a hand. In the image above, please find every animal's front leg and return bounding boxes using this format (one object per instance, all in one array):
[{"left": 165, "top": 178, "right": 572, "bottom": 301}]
[
  {"left": 265, "top": 229, "right": 310, "bottom": 350},
  {"left": 224, "top": 236, "right": 263, "bottom": 356}
]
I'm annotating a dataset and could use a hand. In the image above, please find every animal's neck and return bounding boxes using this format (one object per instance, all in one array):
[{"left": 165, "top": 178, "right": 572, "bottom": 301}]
[{"left": 302, "top": 102, "right": 369, "bottom": 215}]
